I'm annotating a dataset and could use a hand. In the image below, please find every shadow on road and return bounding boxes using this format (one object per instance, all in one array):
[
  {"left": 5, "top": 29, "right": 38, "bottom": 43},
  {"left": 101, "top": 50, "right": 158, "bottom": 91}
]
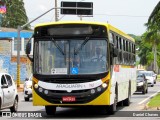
[{"left": 40, "top": 104, "right": 129, "bottom": 119}]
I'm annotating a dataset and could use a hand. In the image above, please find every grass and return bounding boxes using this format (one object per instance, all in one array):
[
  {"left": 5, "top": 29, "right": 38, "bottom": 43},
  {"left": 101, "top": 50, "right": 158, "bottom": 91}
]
[{"left": 148, "top": 93, "right": 160, "bottom": 107}]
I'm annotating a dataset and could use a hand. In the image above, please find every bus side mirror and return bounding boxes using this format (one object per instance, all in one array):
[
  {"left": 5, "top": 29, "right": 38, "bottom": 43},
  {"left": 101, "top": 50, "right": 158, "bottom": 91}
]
[{"left": 26, "top": 42, "right": 31, "bottom": 54}]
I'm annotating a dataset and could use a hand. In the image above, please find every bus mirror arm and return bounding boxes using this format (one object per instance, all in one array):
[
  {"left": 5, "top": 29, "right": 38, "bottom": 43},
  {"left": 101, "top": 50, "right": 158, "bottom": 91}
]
[{"left": 27, "top": 54, "right": 33, "bottom": 62}]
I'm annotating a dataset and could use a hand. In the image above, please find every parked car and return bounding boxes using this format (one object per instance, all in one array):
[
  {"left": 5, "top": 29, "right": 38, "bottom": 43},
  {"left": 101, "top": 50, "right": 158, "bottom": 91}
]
[
  {"left": 139, "top": 71, "right": 155, "bottom": 87},
  {"left": 0, "top": 73, "right": 18, "bottom": 112},
  {"left": 136, "top": 73, "right": 148, "bottom": 94},
  {"left": 24, "top": 75, "right": 32, "bottom": 101}
]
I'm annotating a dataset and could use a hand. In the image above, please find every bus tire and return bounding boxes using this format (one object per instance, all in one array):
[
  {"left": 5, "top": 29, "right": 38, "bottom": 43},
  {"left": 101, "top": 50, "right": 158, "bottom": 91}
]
[
  {"left": 123, "top": 84, "right": 131, "bottom": 106},
  {"left": 45, "top": 106, "right": 56, "bottom": 115},
  {"left": 107, "top": 87, "right": 118, "bottom": 115}
]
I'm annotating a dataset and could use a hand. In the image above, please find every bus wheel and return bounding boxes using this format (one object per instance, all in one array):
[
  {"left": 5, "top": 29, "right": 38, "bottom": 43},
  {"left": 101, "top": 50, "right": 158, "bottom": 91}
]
[
  {"left": 123, "top": 88, "right": 131, "bottom": 106},
  {"left": 45, "top": 106, "right": 56, "bottom": 115},
  {"left": 107, "top": 93, "right": 117, "bottom": 115}
]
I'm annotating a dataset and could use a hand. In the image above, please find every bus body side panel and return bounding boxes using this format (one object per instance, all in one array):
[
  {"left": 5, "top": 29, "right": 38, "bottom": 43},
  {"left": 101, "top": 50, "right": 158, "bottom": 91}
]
[{"left": 110, "top": 65, "right": 136, "bottom": 104}]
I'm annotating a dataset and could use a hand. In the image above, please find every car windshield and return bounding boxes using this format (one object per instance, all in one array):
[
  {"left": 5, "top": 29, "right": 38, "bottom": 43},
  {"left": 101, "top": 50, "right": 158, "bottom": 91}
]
[
  {"left": 137, "top": 74, "right": 144, "bottom": 80},
  {"left": 137, "top": 77, "right": 144, "bottom": 81},
  {"left": 139, "top": 72, "right": 152, "bottom": 77},
  {"left": 34, "top": 38, "right": 108, "bottom": 75}
]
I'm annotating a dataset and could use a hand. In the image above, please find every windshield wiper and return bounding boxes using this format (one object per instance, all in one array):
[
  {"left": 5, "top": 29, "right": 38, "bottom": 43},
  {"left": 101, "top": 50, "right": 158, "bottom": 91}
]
[
  {"left": 74, "top": 36, "right": 90, "bottom": 55},
  {"left": 51, "top": 38, "right": 65, "bottom": 55}
]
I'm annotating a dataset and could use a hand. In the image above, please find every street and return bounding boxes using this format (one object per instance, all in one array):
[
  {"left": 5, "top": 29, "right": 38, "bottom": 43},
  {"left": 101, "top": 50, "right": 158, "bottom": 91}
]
[{"left": 1, "top": 82, "right": 160, "bottom": 119}]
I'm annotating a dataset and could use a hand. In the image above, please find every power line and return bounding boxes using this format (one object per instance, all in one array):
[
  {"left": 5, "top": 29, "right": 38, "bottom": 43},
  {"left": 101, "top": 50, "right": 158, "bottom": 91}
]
[
  {"left": 93, "top": 14, "right": 149, "bottom": 18},
  {"left": 26, "top": 13, "right": 149, "bottom": 21}
]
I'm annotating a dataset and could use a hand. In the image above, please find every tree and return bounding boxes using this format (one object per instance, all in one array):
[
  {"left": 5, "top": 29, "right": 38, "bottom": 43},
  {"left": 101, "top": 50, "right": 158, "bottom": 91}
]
[
  {"left": 147, "top": 1, "right": 160, "bottom": 30},
  {"left": 143, "top": 1, "right": 160, "bottom": 73},
  {"left": 128, "top": 34, "right": 141, "bottom": 50},
  {"left": 138, "top": 33, "right": 152, "bottom": 66},
  {"left": 1, "top": 0, "right": 30, "bottom": 29}
]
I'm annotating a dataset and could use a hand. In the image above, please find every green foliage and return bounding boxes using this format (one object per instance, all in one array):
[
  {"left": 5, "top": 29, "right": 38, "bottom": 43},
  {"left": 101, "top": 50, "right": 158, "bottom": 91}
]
[
  {"left": 1, "top": 0, "right": 30, "bottom": 29},
  {"left": 138, "top": 37, "right": 152, "bottom": 66},
  {"left": 138, "top": 31, "right": 160, "bottom": 67},
  {"left": 139, "top": 1, "right": 160, "bottom": 70},
  {"left": 147, "top": 1, "right": 160, "bottom": 31}
]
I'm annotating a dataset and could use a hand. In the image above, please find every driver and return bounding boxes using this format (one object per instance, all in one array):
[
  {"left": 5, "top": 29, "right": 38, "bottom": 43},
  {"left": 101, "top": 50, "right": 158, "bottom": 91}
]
[{"left": 91, "top": 47, "right": 106, "bottom": 62}]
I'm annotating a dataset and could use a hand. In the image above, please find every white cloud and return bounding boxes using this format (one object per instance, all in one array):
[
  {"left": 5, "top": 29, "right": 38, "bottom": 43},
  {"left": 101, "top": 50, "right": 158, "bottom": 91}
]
[{"left": 38, "top": 5, "right": 47, "bottom": 12}]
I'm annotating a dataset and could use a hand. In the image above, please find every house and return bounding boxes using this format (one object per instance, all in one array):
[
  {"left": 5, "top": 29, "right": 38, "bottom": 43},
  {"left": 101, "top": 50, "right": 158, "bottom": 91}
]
[{"left": 0, "top": 27, "right": 33, "bottom": 81}]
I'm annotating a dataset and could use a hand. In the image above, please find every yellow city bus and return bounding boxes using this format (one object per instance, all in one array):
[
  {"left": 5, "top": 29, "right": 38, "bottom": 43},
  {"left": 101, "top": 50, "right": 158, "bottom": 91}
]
[{"left": 26, "top": 21, "right": 136, "bottom": 115}]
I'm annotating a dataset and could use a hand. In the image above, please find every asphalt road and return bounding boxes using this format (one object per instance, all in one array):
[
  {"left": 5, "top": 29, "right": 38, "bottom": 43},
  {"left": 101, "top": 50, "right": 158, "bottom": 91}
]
[{"left": 1, "top": 82, "right": 160, "bottom": 120}]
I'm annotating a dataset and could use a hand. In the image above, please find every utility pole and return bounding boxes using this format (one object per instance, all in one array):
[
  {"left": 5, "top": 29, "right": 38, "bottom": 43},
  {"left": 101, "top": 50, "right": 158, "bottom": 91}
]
[{"left": 55, "top": 0, "right": 58, "bottom": 21}]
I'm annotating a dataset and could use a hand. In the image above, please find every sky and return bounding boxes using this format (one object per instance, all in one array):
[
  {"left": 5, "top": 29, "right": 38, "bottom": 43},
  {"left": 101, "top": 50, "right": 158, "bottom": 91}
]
[{"left": 23, "top": 0, "right": 159, "bottom": 35}]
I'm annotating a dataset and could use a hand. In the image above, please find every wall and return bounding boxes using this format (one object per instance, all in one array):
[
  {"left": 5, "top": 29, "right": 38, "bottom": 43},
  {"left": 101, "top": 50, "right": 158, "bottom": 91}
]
[
  {"left": 0, "top": 54, "right": 28, "bottom": 81},
  {"left": 0, "top": 29, "right": 33, "bottom": 81}
]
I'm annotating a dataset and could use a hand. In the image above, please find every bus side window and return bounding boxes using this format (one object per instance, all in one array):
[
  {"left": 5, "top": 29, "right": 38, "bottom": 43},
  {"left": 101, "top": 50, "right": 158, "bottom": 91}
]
[
  {"left": 109, "top": 32, "right": 114, "bottom": 43},
  {"left": 128, "top": 41, "right": 131, "bottom": 65},
  {"left": 119, "top": 37, "right": 122, "bottom": 63},
  {"left": 116, "top": 36, "right": 119, "bottom": 49},
  {"left": 126, "top": 40, "right": 129, "bottom": 64},
  {"left": 115, "top": 36, "right": 119, "bottom": 64},
  {"left": 123, "top": 39, "right": 125, "bottom": 64}
]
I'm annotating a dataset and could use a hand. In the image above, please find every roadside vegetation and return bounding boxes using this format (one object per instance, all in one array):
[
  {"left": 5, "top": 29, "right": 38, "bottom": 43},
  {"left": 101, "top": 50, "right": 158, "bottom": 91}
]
[
  {"left": 1, "top": 0, "right": 30, "bottom": 29},
  {"left": 137, "top": 2, "right": 160, "bottom": 73},
  {"left": 140, "top": 2, "right": 160, "bottom": 109},
  {"left": 148, "top": 93, "right": 160, "bottom": 107}
]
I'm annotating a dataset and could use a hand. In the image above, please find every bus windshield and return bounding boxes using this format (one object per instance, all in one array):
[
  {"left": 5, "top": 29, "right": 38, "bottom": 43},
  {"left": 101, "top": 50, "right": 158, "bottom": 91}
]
[{"left": 34, "top": 38, "right": 108, "bottom": 75}]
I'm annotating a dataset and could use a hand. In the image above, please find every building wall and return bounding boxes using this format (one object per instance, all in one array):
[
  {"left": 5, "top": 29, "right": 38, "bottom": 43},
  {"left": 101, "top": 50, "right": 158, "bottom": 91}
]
[
  {"left": 0, "top": 53, "right": 29, "bottom": 82},
  {"left": 0, "top": 40, "right": 11, "bottom": 55},
  {"left": 0, "top": 30, "right": 33, "bottom": 82}
]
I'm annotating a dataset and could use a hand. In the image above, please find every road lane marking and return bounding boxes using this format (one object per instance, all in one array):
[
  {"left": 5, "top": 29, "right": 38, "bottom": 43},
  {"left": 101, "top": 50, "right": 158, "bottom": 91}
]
[{"left": 138, "top": 90, "right": 160, "bottom": 105}]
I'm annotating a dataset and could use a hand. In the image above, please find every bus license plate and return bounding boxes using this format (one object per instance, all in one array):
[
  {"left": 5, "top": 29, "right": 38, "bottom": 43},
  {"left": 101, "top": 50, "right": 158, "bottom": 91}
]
[{"left": 62, "top": 96, "right": 76, "bottom": 102}]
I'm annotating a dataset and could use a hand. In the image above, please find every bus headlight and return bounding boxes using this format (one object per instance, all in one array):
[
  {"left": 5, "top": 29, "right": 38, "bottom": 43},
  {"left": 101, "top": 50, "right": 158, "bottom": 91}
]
[
  {"left": 91, "top": 89, "right": 96, "bottom": 94},
  {"left": 102, "top": 83, "right": 107, "bottom": 88},
  {"left": 34, "top": 84, "right": 38, "bottom": 89},
  {"left": 44, "top": 90, "right": 49, "bottom": 95},
  {"left": 97, "top": 87, "right": 101, "bottom": 92},
  {"left": 39, "top": 87, "right": 43, "bottom": 92}
]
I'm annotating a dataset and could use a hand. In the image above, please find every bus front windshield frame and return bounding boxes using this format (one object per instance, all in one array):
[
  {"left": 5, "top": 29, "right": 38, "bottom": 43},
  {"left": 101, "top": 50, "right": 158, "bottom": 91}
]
[{"left": 34, "top": 38, "right": 108, "bottom": 75}]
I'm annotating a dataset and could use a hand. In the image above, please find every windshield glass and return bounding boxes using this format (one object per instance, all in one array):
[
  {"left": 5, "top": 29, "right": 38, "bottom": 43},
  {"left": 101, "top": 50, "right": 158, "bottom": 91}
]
[
  {"left": 139, "top": 72, "right": 152, "bottom": 77},
  {"left": 34, "top": 38, "right": 108, "bottom": 75}
]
